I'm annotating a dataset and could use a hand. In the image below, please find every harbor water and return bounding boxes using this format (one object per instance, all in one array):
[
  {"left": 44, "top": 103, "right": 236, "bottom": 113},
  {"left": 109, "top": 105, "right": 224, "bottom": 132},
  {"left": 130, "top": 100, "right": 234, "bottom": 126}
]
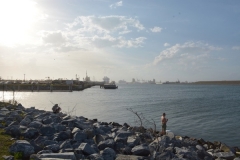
[{"left": 1, "top": 84, "right": 240, "bottom": 147}]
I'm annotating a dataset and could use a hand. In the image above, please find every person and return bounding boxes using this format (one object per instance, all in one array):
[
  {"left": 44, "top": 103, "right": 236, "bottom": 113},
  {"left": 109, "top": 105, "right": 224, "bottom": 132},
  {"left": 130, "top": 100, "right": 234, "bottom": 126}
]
[
  {"left": 52, "top": 104, "right": 61, "bottom": 114},
  {"left": 161, "top": 113, "right": 168, "bottom": 135}
]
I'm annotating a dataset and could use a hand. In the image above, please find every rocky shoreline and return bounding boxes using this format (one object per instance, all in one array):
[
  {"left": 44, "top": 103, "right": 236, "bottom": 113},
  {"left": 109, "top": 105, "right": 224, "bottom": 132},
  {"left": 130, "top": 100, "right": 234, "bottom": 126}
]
[{"left": 0, "top": 103, "right": 239, "bottom": 160}]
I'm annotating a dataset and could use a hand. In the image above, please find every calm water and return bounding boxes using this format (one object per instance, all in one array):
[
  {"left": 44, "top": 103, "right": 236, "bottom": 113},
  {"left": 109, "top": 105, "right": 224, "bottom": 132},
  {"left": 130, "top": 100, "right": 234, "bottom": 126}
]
[{"left": 1, "top": 84, "right": 240, "bottom": 147}]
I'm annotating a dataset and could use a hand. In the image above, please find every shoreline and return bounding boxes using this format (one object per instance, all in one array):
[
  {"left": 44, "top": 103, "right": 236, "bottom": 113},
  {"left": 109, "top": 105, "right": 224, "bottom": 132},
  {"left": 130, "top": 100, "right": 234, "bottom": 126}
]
[{"left": 0, "top": 102, "right": 239, "bottom": 160}]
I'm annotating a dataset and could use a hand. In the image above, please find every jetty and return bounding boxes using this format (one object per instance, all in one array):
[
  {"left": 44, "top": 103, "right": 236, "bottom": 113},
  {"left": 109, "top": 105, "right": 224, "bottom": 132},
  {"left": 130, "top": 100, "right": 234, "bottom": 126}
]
[{"left": 0, "top": 80, "right": 104, "bottom": 92}]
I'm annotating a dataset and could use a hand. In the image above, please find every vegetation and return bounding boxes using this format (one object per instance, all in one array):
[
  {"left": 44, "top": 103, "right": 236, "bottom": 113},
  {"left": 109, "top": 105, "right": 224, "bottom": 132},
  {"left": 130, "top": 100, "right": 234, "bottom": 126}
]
[{"left": 0, "top": 129, "right": 16, "bottom": 159}]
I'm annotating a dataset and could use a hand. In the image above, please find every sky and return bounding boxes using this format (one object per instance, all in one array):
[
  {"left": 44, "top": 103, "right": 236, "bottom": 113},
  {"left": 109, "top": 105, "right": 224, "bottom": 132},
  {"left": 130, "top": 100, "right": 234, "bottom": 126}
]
[{"left": 0, "top": 0, "right": 240, "bottom": 83}]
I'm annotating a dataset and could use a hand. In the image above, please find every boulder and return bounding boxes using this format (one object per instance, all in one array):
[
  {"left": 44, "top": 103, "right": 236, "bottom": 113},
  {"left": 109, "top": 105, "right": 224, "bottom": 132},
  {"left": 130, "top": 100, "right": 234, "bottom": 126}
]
[
  {"left": 44, "top": 144, "right": 60, "bottom": 153},
  {"left": 28, "top": 121, "right": 42, "bottom": 129},
  {"left": 116, "top": 154, "right": 150, "bottom": 160},
  {"left": 213, "top": 151, "right": 235, "bottom": 160},
  {"left": 98, "top": 139, "right": 115, "bottom": 150},
  {"left": 53, "top": 131, "right": 71, "bottom": 141},
  {"left": 131, "top": 144, "right": 150, "bottom": 156},
  {"left": 23, "top": 128, "right": 39, "bottom": 139},
  {"left": 9, "top": 140, "right": 35, "bottom": 158},
  {"left": 39, "top": 125, "right": 56, "bottom": 136},
  {"left": 73, "top": 131, "right": 87, "bottom": 142},
  {"left": 101, "top": 147, "right": 116, "bottom": 160},
  {"left": 127, "top": 136, "right": 140, "bottom": 148},
  {"left": 88, "top": 153, "right": 103, "bottom": 160},
  {"left": 78, "top": 143, "right": 96, "bottom": 155}
]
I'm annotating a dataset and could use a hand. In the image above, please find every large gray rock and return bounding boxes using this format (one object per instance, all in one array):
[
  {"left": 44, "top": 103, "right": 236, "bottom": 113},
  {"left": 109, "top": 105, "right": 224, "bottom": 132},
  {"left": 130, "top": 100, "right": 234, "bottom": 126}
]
[
  {"left": 98, "top": 139, "right": 115, "bottom": 150},
  {"left": 155, "top": 150, "right": 175, "bottom": 160},
  {"left": 116, "top": 154, "right": 150, "bottom": 160},
  {"left": 101, "top": 147, "right": 116, "bottom": 160},
  {"left": 78, "top": 143, "right": 96, "bottom": 155},
  {"left": 127, "top": 136, "right": 140, "bottom": 148},
  {"left": 19, "top": 117, "right": 31, "bottom": 126},
  {"left": 73, "top": 131, "right": 87, "bottom": 141},
  {"left": 44, "top": 144, "right": 60, "bottom": 153},
  {"left": 88, "top": 153, "right": 103, "bottom": 160},
  {"left": 213, "top": 151, "right": 235, "bottom": 160},
  {"left": 4, "top": 125, "right": 21, "bottom": 138},
  {"left": 9, "top": 140, "right": 35, "bottom": 158},
  {"left": 131, "top": 144, "right": 150, "bottom": 156},
  {"left": 23, "top": 128, "right": 39, "bottom": 139},
  {"left": 38, "top": 152, "right": 77, "bottom": 160},
  {"left": 28, "top": 121, "right": 42, "bottom": 129},
  {"left": 40, "top": 125, "right": 56, "bottom": 136},
  {"left": 60, "top": 140, "right": 73, "bottom": 149},
  {"left": 53, "top": 131, "right": 71, "bottom": 141}
]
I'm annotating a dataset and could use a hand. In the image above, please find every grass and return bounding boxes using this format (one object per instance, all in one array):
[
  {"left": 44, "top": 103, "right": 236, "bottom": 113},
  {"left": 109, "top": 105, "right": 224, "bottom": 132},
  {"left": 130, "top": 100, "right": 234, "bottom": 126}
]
[{"left": 0, "top": 129, "right": 16, "bottom": 159}]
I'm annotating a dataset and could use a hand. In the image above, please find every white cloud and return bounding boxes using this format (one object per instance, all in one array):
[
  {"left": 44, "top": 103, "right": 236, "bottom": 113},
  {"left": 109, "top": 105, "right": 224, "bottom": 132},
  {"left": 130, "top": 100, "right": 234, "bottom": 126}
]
[
  {"left": 68, "top": 15, "right": 144, "bottom": 33},
  {"left": 42, "top": 31, "right": 66, "bottom": 45},
  {"left": 64, "top": 15, "right": 145, "bottom": 49},
  {"left": 153, "top": 42, "right": 222, "bottom": 65},
  {"left": 164, "top": 43, "right": 170, "bottom": 47},
  {"left": 110, "top": 1, "right": 123, "bottom": 9},
  {"left": 232, "top": 46, "right": 240, "bottom": 50},
  {"left": 150, "top": 27, "right": 162, "bottom": 33}
]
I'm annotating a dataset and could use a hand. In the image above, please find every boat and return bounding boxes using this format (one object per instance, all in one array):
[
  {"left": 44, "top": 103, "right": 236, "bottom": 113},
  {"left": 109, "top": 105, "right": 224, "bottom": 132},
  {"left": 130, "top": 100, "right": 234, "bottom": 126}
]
[{"left": 103, "top": 84, "right": 118, "bottom": 89}]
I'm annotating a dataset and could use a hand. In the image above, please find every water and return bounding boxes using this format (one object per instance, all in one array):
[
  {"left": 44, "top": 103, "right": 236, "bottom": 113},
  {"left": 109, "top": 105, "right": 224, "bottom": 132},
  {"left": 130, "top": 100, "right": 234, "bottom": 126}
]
[{"left": 1, "top": 84, "right": 240, "bottom": 147}]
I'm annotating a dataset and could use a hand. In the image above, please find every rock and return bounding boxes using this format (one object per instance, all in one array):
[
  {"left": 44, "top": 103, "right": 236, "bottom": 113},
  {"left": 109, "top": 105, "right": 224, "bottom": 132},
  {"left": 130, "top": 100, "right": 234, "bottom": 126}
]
[
  {"left": 73, "top": 131, "right": 87, "bottom": 142},
  {"left": 44, "top": 144, "right": 60, "bottom": 153},
  {"left": 40, "top": 125, "right": 56, "bottom": 136},
  {"left": 83, "top": 128, "right": 96, "bottom": 139},
  {"left": 127, "top": 136, "right": 140, "bottom": 147},
  {"left": 98, "top": 139, "right": 115, "bottom": 150},
  {"left": 220, "top": 143, "right": 231, "bottom": 152},
  {"left": 131, "top": 144, "right": 150, "bottom": 156},
  {"left": 72, "top": 127, "right": 81, "bottom": 134},
  {"left": 38, "top": 152, "right": 77, "bottom": 160},
  {"left": 4, "top": 125, "right": 21, "bottom": 138},
  {"left": 88, "top": 153, "right": 104, "bottom": 160},
  {"left": 53, "top": 131, "right": 71, "bottom": 141},
  {"left": 28, "top": 121, "right": 42, "bottom": 129},
  {"left": 34, "top": 136, "right": 49, "bottom": 146},
  {"left": 9, "top": 140, "right": 35, "bottom": 158},
  {"left": 116, "top": 154, "right": 150, "bottom": 160},
  {"left": 43, "top": 140, "right": 58, "bottom": 147},
  {"left": 60, "top": 140, "right": 73, "bottom": 149},
  {"left": 42, "top": 117, "right": 53, "bottom": 124},
  {"left": 213, "top": 151, "right": 235, "bottom": 160},
  {"left": 93, "top": 134, "right": 109, "bottom": 144},
  {"left": 29, "top": 139, "right": 43, "bottom": 153},
  {"left": 2, "top": 155, "right": 14, "bottom": 160},
  {"left": 37, "top": 150, "right": 53, "bottom": 154},
  {"left": 23, "top": 128, "right": 39, "bottom": 139},
  {"left": 78, "top": 143, "right": 96, "bottom": 155},
  {"left": 101, "top": 147, "right": 116, "bottom": 160},
  {"left": 19, "top": 117, "right": 31, "bottom": 126},
  {"left": 155, "top": 150, "right": 175, "bottom": 160}
]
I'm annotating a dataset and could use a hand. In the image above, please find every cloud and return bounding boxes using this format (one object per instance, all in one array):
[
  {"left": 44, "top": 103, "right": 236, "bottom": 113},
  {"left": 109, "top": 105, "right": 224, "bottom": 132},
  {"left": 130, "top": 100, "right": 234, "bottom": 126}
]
[
  {"left": 42, "top": 31, "right": 66, "bottom": 45},
  {"left": 64, "top": 15, "right": 145, "bottom": 49},
  {"left": 153, "top": 42, "right": 222, "bottom": 65},
  {"left": 164, "top": 43, "right": 170, "bottom": 47},
  {"left": 68, "top": 15, "right": 144, "bottom": 33},
  {"left": 232, "top": 46, "right": 240, "bottom": 50},
  {"left": 110, "top": 1, "right": 123, "bottom": 9},
  {"left": 92, "top": 35, "right": 146, "bottom": 48},
  {"left": 150, "top": 27, "right": 162, "bottom": 33}
]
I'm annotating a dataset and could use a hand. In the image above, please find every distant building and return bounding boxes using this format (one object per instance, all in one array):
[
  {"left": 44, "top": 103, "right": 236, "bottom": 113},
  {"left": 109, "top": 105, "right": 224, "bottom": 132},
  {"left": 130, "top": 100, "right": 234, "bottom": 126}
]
[
  {"left": 132, "top": 78, "right": 135, "bottom": 83},
  {"left": 85, "top": 71, "right": 90, "bottom": 82},
  {"left": 103, "top": 76, "right": 110, "bottom": 84}
]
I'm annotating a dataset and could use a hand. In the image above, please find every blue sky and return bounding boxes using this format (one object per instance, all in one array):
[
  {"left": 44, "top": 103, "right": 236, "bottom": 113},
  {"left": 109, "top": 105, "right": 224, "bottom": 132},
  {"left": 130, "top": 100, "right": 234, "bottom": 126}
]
[{"left": 0, "top": 0, "right": 240, "bottom": 82}]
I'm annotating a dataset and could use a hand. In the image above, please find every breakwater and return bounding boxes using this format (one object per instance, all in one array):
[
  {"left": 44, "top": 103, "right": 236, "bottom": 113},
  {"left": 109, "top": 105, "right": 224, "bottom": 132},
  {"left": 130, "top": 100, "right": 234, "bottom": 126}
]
[
  {"left": 0, "top": 81, "right": 102, "bottom": 92},
  {"left": 0, "top": 103, "right": 239, "bottom": 160}
]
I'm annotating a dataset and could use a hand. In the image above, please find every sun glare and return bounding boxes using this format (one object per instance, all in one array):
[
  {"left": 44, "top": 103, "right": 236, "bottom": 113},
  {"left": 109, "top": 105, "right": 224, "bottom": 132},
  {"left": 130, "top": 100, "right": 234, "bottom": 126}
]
[{"left": 0, "top": 0, "right": 39, "bottom": 46}]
